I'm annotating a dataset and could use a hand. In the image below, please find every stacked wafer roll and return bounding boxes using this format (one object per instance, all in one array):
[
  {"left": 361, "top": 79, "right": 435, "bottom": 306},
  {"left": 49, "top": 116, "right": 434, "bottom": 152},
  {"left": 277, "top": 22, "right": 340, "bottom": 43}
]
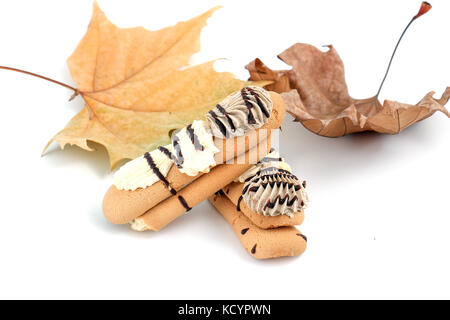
[
  {"left": 102, "top": 87, "right": 286, "bottom": 231},
  {"left": 209, "top": 149, "right": 309, "bottom": 259}
]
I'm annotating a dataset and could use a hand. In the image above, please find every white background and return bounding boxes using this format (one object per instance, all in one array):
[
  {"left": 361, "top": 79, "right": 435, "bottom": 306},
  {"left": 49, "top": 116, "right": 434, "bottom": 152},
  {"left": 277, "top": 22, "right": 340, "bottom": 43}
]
[{"left": 0, "top": 0, "right": 449, "bottom": 299}]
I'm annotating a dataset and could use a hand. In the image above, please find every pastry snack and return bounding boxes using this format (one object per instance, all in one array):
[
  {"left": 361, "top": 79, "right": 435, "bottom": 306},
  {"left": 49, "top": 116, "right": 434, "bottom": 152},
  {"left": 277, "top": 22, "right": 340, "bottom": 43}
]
[
  {"left": 102, "top": 87, "right": 286, "bottom": 225},
  {"left": 221, "top": 149, "right": 308, "bottom": 229},
  {"left": 208, "top": 149, "right": 309, "bottom": 259},
  {"left": 131, "top": 139, "right": 271, "bottom": 231},
  {"left": 209, "top": 191, "right": 307, "bottom": 259}
]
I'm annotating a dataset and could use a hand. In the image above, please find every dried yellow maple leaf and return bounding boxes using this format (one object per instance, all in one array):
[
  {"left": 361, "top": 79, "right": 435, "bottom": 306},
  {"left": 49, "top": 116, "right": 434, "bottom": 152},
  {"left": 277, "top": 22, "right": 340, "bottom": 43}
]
[{"left": 41, "top": 3, "right": 264, "bottom": 169}]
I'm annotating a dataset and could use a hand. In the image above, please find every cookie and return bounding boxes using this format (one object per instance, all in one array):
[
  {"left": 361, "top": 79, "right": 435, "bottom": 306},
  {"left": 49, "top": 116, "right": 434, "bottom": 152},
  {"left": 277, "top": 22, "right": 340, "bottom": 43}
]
[
  {"left": 130, "top": 136, "right": 272, "bottom": 231},
  {"left": 208, "top": 192, "right": 307, "bottom": 259},
  {"left": 103, "top": 129, "right": 268, "bottom": 224},
  {"left": 219, "top": 147, "right": 309, "bottom": 229},
  {"left": 102, "top": 89, "right": 286, "bottom": 224},
  {"left": 223, "top": 182, "right": 304, "bottom": 229}
]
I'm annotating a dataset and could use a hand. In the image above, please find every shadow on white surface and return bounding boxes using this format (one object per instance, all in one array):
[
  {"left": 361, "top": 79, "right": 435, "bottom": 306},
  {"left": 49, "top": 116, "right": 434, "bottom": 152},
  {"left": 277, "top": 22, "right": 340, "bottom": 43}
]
[
  {"left": 43, "top": 141, "right": 119, "bottom": 178},
  {"left": 87, "top": 204, "right": 133, "bottom": 235},
  {"left": 279, "top": 112, "right": 446, "bottom": 185},
  {"left": 198, "top": 201, "right": 306, "bottom": 266}
]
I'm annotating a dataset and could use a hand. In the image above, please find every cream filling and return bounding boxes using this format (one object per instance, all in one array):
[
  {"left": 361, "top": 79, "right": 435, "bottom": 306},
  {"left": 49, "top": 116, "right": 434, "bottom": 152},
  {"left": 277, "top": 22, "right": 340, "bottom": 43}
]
[
  {"left": 113, "top": 120, "right": 219, "bottom": 191},
  {"left": 113, "top": 145, "right": 175, "bottom": 191},
  {"left": 245, "top": 176, "right": 309, "bottom": 217},
  {"left": 235, "top": 150, "right": 291, "bottom": 183},
  {"left": 129, "top": 218, "right": 149, "bottom": 232},
  {"left": 236, "top": 150, "right": 309, "bottom": 217},
  {"left": 176, "top": 120, "right": 219, "bottom": 176},
  {"left": 206, "top": 86, "right": 273, "bottom": 138}
]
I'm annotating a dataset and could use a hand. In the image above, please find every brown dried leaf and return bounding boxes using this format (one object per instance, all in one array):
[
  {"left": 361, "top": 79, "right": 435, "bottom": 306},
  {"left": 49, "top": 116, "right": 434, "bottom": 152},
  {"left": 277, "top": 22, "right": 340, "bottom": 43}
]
[
  {"left": 245, "top": 58, "right": 290, "bottom": 93},
  {"left": 246, "top": 43, "right": 450, "bottom": 137},
  {"left": 44, "top": 3, "right": 265, "bottom": 169}
]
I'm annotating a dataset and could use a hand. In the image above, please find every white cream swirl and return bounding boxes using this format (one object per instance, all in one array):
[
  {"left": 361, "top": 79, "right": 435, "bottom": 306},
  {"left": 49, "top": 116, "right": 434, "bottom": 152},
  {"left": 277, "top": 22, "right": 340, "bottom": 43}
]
[
  {"left": 113, "top": 145, "right": 175, "bottom": 191},
  {"left": 113, "top": 120, "right": 219, "bottom": 190},
  {"left": 175, "top": 120, "right": 219, "bottom": 176}
]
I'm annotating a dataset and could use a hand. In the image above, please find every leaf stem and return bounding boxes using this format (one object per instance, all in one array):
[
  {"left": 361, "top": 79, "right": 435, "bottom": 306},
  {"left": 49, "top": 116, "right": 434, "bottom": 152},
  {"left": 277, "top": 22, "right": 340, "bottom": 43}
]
[
  {"left": 374, "top": 2, "right": 432, "bottom": 99},
  {"left": 375, "top": 18, "right": 414, "bottom": 98},
  {"left": 0, "top": 66, "right": 78, "bottom": 99}
]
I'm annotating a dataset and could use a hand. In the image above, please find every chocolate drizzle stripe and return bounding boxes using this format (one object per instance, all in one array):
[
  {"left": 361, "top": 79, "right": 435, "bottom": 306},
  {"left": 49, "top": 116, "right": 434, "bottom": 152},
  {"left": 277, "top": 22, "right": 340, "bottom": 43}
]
[
  {"left": 241, "top": 228, "right": 249, "bottom": 235},
  {"left": 250, "top": 173, "right": 297, "bottom": 185},
  {"left": 247, "top": 182, "right": 300, "bottom": 193},
  {"left": 241, "top": 184, "right": 251, "bottom": 195},
  {"left": 157, "top": 146, "right": 173, "bottom": 159},
  {"left": 296, "top": 233, "right": 307, "bottom": 242},
  {"left": 237, "top": 195, "right": 243, "bottom": 211},
  {"left": 247, "top": 87, "right": 270, "bottom": 118},
  {"left": 264, "top": 195, "right": 299, "bottom": 211},
  {"left": 216, "top": 104, "right": 227, "bottom": 115},
  {"left": 241, "top": 88, "right": 256, "bottom": 125},
  {"left": 255, "top": 173, "right": 298, "bottom": 182},
  {"left": 144, "top": 152, "right": 176, "bottom": 195},
  {"left": 216, "top": 104, "right": 236, "bottom": 132},
  {"left": 178, "top": 195, "right": 191, "bottom": 212},
  {"left": 186, "top": 124, "right": 204, "bottom": 151},
  {"left": 260, "top": 157, "right": 283, "bottom": 163},
  {"left": 244, "top": 175, "right": 255, "bottom": 183},
  {"left": 250, "top": 177, "right": 260, "bottom": 184},
  {"left": 256, "top": 170, "right": 299, "bottom": 181},
  {"left": 158, "top": 146, "right": 177, "bottom": 165},
  {"left": 259, "top": 167, "right": 294, "bottom": 176},
  {"left": 251, "top": 244, "right": 257, "bottom": 254},
  {"left": 157, "top": 147, "right": 179, "bottom": 195},
  {"left": 171, "top": 134, "right": 184, "bottom": 168},
  {"left": 208, "top": 110, "right": 228, "bottom": 137}
]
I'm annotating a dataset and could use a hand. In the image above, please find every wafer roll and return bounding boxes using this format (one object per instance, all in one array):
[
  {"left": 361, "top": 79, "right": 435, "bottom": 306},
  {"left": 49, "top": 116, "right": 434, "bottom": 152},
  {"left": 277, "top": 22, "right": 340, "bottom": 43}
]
[
  {"left": 103, "top": 130, "right": 266, "bottom": 224},
  {"left": 223, "top": 182, "right": 304, "bottom": 229},
  {"left": 209, "top": 192, "right": 307, "bottom": 259},
  {"left": 131, "top": 137, "right": 272, "bottom": 231},
  {"left": 103, "top": 91, "right": 286, "bottom": 224}
]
